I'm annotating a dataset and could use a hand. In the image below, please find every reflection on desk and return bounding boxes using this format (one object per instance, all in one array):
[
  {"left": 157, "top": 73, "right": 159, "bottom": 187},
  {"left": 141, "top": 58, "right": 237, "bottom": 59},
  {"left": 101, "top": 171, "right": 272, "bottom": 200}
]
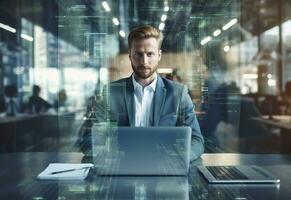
[
  {"left": 1, "top": 153, "right": 291, "bottom": 199},
  {"left": 87, "top": 176, "right": 189, "bottom": 199}
]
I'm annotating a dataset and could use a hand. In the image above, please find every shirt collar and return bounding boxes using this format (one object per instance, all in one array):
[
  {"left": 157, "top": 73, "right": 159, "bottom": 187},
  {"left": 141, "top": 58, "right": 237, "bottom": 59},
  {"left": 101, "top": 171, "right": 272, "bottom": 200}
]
[{"left": 132, "top": 73, "right": 157, "bottom": 92}]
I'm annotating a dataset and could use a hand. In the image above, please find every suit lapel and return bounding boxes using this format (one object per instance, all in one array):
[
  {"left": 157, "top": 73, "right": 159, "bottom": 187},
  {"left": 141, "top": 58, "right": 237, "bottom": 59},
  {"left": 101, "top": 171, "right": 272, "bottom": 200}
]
[
  {"left": 153, "top": 76, "right": 167, "bottom": 126},
  {"left": 125, "top": 77, "right": 135, "bottom": 126}
]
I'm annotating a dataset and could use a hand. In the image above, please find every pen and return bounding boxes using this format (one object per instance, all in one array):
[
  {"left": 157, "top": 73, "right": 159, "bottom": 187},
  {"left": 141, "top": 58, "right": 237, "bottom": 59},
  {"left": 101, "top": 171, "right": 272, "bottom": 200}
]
[{"left": 50, "top": 166, "right": 92, "bottom": 174}]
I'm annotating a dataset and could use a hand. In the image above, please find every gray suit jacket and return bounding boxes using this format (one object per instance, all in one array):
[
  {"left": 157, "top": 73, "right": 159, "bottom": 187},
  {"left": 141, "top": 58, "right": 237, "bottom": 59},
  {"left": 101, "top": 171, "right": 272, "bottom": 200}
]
[{"left": 99, "top": 75, "right": 204, "bottom": 161}]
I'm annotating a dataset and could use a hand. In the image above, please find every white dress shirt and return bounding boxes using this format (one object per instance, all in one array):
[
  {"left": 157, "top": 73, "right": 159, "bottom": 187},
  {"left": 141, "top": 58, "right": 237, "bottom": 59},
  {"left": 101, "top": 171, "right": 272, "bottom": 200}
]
[{"left": 132, "top": 73, "right": 157, "bottom": 127}]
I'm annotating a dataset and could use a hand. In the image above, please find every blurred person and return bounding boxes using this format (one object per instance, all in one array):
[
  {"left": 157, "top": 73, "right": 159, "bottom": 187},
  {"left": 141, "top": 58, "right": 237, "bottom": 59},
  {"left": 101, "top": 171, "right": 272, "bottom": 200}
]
[
  {"left": 278, "top": 81, "right": 291, "bottom": 114},
  {"left": 284, "top": 81, "right": 291, "bottom": 109},
  {"left": 165, "top": 73, "right": 174, "bottom": 80},
  {"left": 0, "top": 94, "right": 5, "bottom": 113},
  {"left": 260, "top": 94, "right": 282, "bottom": 117},
  {"left": 27, "top": 85, "right": 52, "bottom": 114},
  {"left": 53, "top": 89, "right": 68, "bottom": 111},
  {"left": 200, "top": 81, "right": 276, "bottom": 153},
  {"left": 166, "top": 73, "right": 193, "bottom": 99},
  {"left": 77, "top": 25, "right": 204, "bottom": 161},
  {"left": 3, "top": 85, "right": 19, "bottom": 116},
  {"left": 175, "top": 75, "right": 182, "bottom": 83}
]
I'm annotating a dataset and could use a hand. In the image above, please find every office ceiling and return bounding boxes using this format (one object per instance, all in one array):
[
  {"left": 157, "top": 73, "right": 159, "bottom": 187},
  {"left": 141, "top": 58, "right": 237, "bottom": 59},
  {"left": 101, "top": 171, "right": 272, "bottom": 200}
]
[{"left": 0, "top": 0, "right": 287, "bottom": 52}]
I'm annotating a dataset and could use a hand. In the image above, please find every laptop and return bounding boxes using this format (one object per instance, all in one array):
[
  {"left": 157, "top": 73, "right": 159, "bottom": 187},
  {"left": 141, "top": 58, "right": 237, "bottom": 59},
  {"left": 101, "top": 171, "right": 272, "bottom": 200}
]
[
  {"left": 198, "top": 165, "right": 280, "bottom": 183},
  {"left": 91, "top": 126, "right": 191, "bottom": 175}
]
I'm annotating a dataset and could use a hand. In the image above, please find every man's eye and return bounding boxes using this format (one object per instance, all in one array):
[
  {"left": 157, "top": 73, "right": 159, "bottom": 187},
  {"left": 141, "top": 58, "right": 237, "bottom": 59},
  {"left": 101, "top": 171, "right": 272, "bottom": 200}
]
[{"left": 147, "top": 52, "right": 154, "bottom": 57}]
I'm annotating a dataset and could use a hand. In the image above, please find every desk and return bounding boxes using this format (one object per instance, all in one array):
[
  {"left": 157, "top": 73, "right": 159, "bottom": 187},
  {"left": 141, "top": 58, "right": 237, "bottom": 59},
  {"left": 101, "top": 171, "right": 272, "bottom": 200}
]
[
  {"left": 252, "top": 116, "right": 291, "bottom": 153},
  {"left": 0, "top": 115, "right": 42, "bottom": 152},
  {"left": 0, "top": 112, "right": 76, "bottom": 152},
  {"left": 252, "top": 115, "right": 291, "bottom": 130},
  {"left": 0, "top": 114, "right": 40, "bottom": 124},
  {"left": 1, "top": 152, "right": 291, "bottom": 199}
]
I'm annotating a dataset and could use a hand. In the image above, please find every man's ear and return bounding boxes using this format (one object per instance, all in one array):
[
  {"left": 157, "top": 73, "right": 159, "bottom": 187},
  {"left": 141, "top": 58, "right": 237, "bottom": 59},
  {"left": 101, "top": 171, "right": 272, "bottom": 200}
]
[{"left": 158, "top": 49, "right": 162, "bottom": 61}]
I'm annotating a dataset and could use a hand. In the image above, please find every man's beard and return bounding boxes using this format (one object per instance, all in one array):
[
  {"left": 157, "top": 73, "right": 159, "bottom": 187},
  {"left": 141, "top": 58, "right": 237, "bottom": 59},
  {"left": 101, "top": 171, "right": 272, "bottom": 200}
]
[{"left": 132, "top": 64, "right": 158, "bottom": 79}]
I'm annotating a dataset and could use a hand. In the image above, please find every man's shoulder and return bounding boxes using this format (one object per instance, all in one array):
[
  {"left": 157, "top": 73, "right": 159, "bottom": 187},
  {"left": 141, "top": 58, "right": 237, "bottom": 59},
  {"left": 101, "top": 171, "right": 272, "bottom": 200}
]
[
  {"left": 111, "top": 77, "right": 131, "bottom": 84},
  {"left": 160, "top": 77, "right": 185, "bottom": 91},
  {"left": 102, "top": 77, "right": 132, "bottom": 96},
  {"left": 104, "top": 77, "right": 131, "bottom": 89},
  {"left": 109, "top": 77, "right": 131, "bottom": 85}
]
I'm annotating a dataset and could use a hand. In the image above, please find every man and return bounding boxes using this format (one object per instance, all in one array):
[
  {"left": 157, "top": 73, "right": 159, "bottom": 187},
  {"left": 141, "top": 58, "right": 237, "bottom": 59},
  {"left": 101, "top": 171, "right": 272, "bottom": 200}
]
[{"left": 79, "top": 25, "right": 204, "bottom": 161}]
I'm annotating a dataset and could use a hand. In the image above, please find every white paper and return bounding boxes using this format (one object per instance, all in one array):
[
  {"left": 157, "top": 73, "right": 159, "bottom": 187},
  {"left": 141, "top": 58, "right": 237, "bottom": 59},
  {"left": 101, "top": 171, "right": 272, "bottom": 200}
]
[{"left": 37, "top": 163, "right": 94, "bottom": 180}]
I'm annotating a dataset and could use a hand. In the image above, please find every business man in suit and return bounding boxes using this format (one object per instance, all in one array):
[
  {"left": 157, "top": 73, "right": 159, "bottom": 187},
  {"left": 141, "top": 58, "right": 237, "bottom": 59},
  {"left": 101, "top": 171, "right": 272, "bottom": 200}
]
[{"left": 79, "top": 25, "right": 204, "bottom": 161}]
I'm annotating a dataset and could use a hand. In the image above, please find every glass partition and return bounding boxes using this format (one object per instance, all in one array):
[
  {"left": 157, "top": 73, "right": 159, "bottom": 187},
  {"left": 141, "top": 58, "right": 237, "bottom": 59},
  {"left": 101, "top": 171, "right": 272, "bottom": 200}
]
[{"left": 0, "top": 0, "right": 290, "bottom": 155}]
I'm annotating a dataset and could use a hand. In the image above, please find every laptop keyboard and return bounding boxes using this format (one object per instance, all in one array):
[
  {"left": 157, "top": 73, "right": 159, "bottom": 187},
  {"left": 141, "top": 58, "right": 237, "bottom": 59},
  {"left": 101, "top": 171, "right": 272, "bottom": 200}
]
[{"left": 206, "top": 166, "right": 249, "bottom": 180}]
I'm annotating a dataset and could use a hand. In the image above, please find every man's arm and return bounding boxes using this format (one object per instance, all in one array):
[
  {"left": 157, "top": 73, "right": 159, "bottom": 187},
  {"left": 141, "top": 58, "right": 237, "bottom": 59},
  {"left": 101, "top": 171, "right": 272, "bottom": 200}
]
[{"left": 180, "top": 85, "right": 204, "bottom": 161}]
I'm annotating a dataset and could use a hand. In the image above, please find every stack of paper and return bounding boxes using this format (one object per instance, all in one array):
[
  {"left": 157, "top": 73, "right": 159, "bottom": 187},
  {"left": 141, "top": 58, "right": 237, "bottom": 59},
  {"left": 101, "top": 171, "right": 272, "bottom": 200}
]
[{"left": 37, "top": 163, "right": 94, "bottom": 180}]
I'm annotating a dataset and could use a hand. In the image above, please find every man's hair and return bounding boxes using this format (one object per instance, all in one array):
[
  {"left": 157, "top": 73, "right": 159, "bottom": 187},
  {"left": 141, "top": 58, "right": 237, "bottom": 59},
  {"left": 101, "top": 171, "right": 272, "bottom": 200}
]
[{"left": 128, "top": 25, "right": 164, "bottom": 50}]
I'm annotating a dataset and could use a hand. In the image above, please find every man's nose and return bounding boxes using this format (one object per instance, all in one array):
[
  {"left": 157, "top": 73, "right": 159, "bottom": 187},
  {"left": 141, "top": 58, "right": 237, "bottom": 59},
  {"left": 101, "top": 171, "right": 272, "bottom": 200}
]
[{"left": 141, "top": 54, "right": 149, "bottom": 64}]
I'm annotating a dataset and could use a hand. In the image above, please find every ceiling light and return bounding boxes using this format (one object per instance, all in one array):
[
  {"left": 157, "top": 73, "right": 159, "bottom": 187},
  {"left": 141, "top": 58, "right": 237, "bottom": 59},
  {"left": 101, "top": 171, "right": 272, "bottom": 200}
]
[
  {"left": 112, "top": 18, "right": 119, "bottom": 26},
  {"left": 0, "top": 22, "right": 16, "bottom": 33},
  {"left": 161, "top": 14, "right": 167, "bottom": 22},
  {"left": 268, "top": 79, "right": 276, "bottom": 86},
  {"left": 102, "top": 1, "right": 110, "bottom": 12},
  {"left": 222, "top": 18, "right": 238, "bottom": 31},
  {"left": 200, "top": 36, "right": 211, "bottom": 46},
  {"left": 242, "top": 74, "right": 258, "bottom": 79},
  {"left": 119, "top": 30, "right": 125, "bottom": 38},
  {"left": 159, "top": 23, "right": 165, "bottom": 30},
  {"left": 21, "top": 33, "right": 34, "bottom": 42},
  {"left": 223, "top": 45, "right": 230, "bottom": 52},
  {"left": 213, "top": 29, "right": 221, "bottom": 37},
  {"left": 14, "top": 66, "right": 25, "bottom": 75},
  {"left": 164, "top": 1, "right": 169, "bottom": 12}
]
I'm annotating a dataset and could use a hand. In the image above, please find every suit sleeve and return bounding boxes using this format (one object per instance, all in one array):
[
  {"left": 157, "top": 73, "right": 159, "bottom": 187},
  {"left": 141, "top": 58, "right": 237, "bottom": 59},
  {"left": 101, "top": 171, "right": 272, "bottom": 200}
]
[{"left": 180, "top": 85, "right": 204, "bottom": 161}]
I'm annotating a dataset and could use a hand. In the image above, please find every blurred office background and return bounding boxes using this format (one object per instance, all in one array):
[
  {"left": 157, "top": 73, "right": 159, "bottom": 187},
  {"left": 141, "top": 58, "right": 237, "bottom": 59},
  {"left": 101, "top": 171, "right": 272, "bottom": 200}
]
[{"left": 0, "top": 0, "right": 291, "bottom": 154}]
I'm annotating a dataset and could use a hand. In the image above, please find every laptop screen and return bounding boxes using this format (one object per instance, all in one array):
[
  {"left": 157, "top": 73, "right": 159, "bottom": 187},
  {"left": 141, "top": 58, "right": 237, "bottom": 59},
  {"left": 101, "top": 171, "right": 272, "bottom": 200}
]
[{"left": 91, "top": 126, "right": 191, "bottom": 175}]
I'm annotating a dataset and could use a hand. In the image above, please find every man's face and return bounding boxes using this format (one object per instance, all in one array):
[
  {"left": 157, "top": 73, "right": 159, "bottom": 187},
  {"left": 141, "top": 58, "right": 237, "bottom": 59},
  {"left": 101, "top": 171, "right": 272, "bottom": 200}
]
[{"left": 129, "top": 37, "right": 161, "bottom": 80}]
